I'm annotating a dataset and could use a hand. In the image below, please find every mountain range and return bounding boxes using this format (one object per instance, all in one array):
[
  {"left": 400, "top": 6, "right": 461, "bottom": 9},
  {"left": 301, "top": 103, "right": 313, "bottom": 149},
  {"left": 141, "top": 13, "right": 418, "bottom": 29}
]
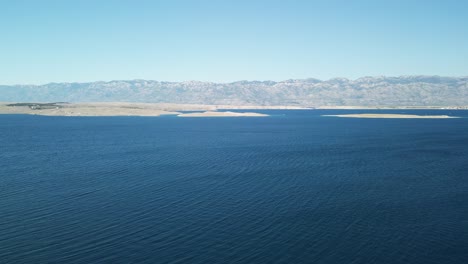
[{"left": 1, "top": 76, "right": 468, "bottom": 106}]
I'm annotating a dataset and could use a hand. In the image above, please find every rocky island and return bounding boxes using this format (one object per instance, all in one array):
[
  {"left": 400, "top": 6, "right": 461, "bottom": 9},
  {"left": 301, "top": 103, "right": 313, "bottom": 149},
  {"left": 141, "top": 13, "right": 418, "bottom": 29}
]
[
  {"left": 178, "top": 111, "right": 268, "bottom": 117},
  {"left": 323, "top": 114, "right": 459, "bottom": 119},
  {"left": 0, "top": 102, "right": 270, "bottom": 117}
]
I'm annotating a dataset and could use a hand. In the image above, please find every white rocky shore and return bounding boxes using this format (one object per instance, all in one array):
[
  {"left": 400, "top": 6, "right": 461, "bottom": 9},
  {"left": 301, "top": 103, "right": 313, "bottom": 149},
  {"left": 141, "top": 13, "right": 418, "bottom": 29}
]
[
  {"left": 323, "top": 114, "right": 459, "bottom": 119},
  {"left": 178, "top": 111, "right": 268, "bottom": 117},
  {"left": 0, "top": 102, "right": 270, "bottom": 117}
]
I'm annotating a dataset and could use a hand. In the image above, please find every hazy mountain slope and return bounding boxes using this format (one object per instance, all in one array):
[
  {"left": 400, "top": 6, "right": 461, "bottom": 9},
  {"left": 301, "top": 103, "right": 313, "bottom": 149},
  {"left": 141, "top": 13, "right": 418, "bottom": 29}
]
[{"left": 1, "top": 76, "right": 467, "bottom": 106}]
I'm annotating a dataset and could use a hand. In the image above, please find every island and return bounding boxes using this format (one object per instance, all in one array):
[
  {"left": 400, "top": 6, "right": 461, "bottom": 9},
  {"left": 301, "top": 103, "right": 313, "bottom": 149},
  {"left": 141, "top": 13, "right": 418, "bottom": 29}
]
[
  {"left": 0, "top": 103, "right": 463, "bottom": 118},
  {"left": 178, "top": 111, "right": 268, "bottom": 117},
  {"left": 323, "top": 114, "right": 459, "bottom": 119},
  {"left": 0, "top": 102, "right": 269, "bottom": 117}
]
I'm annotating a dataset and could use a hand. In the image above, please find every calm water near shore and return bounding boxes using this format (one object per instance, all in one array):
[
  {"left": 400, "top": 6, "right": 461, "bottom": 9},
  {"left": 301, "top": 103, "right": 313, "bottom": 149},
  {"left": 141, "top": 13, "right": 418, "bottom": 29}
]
[{"left": 1, "top": 110, "right": 468, "bottom": 263}]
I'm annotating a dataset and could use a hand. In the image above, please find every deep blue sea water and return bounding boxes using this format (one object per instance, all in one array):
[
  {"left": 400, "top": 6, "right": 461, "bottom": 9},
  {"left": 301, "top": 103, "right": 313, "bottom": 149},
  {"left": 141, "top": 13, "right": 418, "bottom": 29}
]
[{"left": 1, "top": 110, "right": 468, "bottom": 264}]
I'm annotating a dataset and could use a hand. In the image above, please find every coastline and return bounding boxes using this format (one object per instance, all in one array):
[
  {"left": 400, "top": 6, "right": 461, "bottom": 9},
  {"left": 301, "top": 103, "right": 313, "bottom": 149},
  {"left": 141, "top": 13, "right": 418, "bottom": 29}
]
[
  {"left": 323, "top": 114, "right": 460, "bottom": 119},
  {"left": 178, "top": 111, "right": 268, "bottom": 117},
  {"left": 1, "top": 102, "right": 467, "bottom": 117},
  {"left": 0, "top": 102, "right": 272, "bottom": 117}
]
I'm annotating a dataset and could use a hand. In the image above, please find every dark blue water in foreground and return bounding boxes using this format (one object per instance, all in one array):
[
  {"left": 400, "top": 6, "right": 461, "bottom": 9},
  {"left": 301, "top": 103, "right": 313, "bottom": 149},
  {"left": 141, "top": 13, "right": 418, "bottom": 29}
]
[{"left": 1, "top": 110, "right": 468, "bottom": 263}]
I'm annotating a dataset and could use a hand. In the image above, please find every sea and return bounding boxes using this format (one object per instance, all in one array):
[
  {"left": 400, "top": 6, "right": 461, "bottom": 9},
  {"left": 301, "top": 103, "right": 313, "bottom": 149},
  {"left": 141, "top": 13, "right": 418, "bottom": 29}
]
[{"left": 1, "top": 110, "right": 468, "bottom": 264}]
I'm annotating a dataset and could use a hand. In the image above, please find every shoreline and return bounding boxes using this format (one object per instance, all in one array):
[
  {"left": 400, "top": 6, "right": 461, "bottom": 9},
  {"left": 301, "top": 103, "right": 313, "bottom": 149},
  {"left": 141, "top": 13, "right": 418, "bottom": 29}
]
[
  {"left": 0, "top": 102, "right": 467, "bottom": 117},
  {"left": 323, "top": 114, "right": 460, "bottom": 119},
  {"left": 0, "top": 102, "right": 272, "bottom": 117},
  {"left": 178, "top": 111, "right": 268, "bottom": 117}
]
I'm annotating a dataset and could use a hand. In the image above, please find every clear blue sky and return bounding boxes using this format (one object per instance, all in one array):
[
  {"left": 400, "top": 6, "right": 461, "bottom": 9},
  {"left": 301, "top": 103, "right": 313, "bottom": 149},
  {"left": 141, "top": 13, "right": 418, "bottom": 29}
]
[{"left": 1, "top": 0, "right": 467, "bottom": 84}]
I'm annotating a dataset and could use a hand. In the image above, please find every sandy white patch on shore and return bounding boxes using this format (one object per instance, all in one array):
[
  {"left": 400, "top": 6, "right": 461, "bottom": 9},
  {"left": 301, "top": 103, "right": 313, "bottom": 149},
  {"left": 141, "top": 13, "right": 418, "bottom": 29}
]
[
  {"left": 177, "top": 111, "right": 268, "bottom": 117},
  {"left": 323, "top": 114, "right": 459, "bottom": 119}
]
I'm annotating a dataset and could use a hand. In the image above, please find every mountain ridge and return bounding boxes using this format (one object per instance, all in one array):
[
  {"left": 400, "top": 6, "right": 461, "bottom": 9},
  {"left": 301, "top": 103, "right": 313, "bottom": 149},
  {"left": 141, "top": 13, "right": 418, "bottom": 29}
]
[{"left": 1, "top": 76, "right": 468, "bottom": 106}]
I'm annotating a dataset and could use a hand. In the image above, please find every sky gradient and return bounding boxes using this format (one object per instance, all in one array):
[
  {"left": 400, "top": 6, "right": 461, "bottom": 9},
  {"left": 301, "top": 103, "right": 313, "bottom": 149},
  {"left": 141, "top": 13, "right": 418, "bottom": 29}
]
[{"left": 1, "top": 0, "right": 467, "bottom": 84}]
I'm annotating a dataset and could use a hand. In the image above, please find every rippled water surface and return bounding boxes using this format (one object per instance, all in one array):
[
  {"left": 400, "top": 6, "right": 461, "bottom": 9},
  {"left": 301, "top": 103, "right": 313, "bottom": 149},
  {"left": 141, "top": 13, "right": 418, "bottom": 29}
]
[{"left": 1, "top": 110, "right": 468, "bottom": 263}]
